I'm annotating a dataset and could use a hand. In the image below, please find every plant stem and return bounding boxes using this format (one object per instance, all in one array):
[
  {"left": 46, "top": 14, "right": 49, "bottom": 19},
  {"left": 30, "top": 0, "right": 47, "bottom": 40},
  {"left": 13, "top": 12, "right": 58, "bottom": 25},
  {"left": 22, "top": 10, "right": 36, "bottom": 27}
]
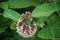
[{"left": 32, "top": 36, "right": 34, "bottom": 40}]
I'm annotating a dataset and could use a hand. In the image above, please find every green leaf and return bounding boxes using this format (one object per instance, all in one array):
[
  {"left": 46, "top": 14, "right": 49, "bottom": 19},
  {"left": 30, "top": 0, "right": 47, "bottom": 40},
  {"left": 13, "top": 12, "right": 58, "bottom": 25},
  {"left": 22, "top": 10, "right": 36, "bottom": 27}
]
[
  {"left": 38, "top": 20, "right": 60, "bottom": 39},
  {"left": 34, "top": 17, "right": 46, "bottom": 28},
  {"left": 54, "top": 0, "right": 60, "bottom": 18},
  {"left": 9, "top": 0, "right": 40, "bottom": 8},
  {"left": 32, "top": 3, "right": 56, "bottom": 17},
  {"left": 10, "top": 21, "right": 16, "bottom": 30},
  {"left": 38, "top": 23, "right": 45, "bottom": 28},
  {"left": 3, "top": 9, "right": 20, "bottom": 22},
  {"left": 46, "top": 13, "right": 59, "bottom": 24},
  {"left": 38, "top": 13, "right": 60, "bottom": 39},
  {"left": 0, "top": 2, "right": 8, "bottom": 10},
  {"left": 32, "top": 3, "right": 56, "bottom": 28}
]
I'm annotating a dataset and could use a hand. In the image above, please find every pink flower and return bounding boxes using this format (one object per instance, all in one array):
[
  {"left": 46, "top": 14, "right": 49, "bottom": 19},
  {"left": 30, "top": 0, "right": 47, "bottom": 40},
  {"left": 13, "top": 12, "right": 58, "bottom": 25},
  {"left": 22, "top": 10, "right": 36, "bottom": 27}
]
[{"left": 16, "top": 12, "right": 37, "bottom": 38}]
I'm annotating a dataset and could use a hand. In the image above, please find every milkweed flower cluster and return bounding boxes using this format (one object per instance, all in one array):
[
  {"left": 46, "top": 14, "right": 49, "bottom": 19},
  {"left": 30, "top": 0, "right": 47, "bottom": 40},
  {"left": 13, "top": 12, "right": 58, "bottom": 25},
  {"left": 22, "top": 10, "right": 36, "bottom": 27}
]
[{"left": 16, "top": 12, "right": 37, "bottom": 38}]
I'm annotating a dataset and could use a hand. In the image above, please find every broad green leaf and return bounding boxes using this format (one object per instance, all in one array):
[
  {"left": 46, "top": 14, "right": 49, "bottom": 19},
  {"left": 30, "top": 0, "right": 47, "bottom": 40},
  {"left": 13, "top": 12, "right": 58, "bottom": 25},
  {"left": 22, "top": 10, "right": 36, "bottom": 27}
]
[
  {"left": 3, "top": 9, "right": 20, "bottom": 22},
  {"left": 46, "top": 13, "right": 59, "bottom": 24},
  {"left": 54, "top": 0, "right": 60, "bottom": 18},
  {"left": 34, "top": 17, "right": 46, "bottom": 28},
  {"left": 38, "top": 13, "right": 60, "bottom": 39},
  {"left": 32, "top": 3, "right": 56, "bottom": 17},
  {"left": 32, "top": 3, "right": 56, "bottom": 28},
  {"left": 9, "top": 0, "right": 40, "bottom": 8},
  {"left": 10, "top": 21, "right": 16, "bottom": 30},
  {"left": 38, "top": 20, "right": 60, "bottom": 39},
  {"left": 0, "top": 2, "right": 8, "bottom": 10}
]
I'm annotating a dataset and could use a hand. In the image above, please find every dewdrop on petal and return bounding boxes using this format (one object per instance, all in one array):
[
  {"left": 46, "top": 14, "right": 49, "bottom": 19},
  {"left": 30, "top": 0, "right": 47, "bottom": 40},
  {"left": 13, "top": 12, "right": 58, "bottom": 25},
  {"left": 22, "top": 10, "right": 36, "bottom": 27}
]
[{"left": 16, "top": 12, "right": 37, "bottom": 38}]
